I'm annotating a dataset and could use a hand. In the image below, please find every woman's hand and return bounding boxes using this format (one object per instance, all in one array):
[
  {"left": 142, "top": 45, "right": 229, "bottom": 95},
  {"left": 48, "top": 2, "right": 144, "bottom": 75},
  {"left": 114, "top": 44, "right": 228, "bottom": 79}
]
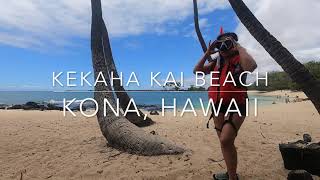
[
  {"left": 205, "top": 40, "right": 217, "bottom": 56},
  {"left": 193, "top": 40, "right": 218, "bottom": 75}
]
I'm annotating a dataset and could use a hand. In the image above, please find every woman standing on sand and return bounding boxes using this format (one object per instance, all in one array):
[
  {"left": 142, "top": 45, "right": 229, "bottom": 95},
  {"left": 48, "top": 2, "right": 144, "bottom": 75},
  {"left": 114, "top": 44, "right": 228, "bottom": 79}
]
[{"left": 193, "top": 30, "right": 257, "bottom": 180}]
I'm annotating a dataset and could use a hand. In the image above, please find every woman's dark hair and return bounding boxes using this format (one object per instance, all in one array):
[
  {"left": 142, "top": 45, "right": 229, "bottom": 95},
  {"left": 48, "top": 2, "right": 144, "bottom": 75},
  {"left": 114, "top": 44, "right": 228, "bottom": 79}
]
[{"left": 217, "top": 32, "right": 238, "bottom": 42}]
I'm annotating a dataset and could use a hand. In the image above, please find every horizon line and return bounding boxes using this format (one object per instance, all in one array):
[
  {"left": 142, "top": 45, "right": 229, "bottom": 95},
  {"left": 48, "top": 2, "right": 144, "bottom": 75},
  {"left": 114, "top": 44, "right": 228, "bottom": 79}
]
[
  {"left": 53, "top": 90, "right": 267, "bottom": 93},
  {"left": 0, "top": 90, "right": 269, "bottom": 93}
]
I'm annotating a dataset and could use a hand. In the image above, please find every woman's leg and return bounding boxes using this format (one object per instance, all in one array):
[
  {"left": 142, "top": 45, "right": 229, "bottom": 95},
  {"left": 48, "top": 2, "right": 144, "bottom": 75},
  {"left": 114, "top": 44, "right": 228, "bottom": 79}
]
[
  {"left": 213, "top": 113, "right": 225, "bottom": 138},
  {"left": 219, "top": 114, "right": 245, "bottom": 180}
]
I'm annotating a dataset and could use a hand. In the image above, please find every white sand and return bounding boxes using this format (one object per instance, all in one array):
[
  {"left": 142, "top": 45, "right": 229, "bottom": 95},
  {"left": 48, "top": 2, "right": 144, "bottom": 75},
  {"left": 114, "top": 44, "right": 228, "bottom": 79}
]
[{"left": 0, "top": 93, "right": 319, "bottom": 179}]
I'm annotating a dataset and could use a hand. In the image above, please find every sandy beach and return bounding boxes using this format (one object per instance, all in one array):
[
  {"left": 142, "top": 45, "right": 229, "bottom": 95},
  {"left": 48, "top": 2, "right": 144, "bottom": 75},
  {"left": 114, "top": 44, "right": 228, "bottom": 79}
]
[
  {"left": 259, "top": 90, "right": 308, "bottom": 99},
  {"left": 0, "top": 92, "right": 319, "bottom": 180}
]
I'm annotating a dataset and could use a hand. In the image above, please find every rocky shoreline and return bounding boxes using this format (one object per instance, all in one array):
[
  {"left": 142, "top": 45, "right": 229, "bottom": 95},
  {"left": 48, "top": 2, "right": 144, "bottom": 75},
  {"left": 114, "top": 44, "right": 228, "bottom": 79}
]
[
  {"left": 1, "top": 102, "right": 67, "bottom": 111},
  {"left": 0, "top": 102, "right": 162, "bottom": 112}
]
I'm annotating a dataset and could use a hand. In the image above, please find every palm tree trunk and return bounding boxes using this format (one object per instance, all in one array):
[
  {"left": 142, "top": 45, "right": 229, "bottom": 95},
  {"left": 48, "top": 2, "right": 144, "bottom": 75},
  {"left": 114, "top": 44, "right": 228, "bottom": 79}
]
[
  {"left": 100, "top": 20, "right": 154, "bottom": 127},
  {"left": 228, "top": 0, "right": 320, "bottom": 114},
  {"left": 193, "top": 0, "right": 213, "bottom": 62},
  {"left": 193, "top": 0, "right": 208, "bottom": 53},
  {"left": 91, "top": 0, "right": 185, "bottom": 155}
]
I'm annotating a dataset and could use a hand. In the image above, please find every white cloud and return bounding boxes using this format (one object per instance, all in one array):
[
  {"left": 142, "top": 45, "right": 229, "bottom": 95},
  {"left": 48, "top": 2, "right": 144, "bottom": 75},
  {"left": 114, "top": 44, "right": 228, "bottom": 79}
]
[
  {"left": 184, "top": 17, "right": 212, "bottom": 39},
  {"left": 0, "top": 0, "right": 228, "bottom": 49},
  {"left": 236, "top": 0, "right": 320, "bottom": 72},
  {"left": 2, "top": 0, "right": 318, "bottom": 74}
]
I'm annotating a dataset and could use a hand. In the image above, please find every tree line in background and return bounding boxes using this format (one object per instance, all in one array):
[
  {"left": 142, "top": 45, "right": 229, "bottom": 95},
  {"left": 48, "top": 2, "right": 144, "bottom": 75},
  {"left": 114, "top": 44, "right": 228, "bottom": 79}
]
[
  {"left": 250, "top": 61, "right": 320, "bottom": 91},
  {"left": 185, "top": 61, "right": 320, "bottom": 92}
]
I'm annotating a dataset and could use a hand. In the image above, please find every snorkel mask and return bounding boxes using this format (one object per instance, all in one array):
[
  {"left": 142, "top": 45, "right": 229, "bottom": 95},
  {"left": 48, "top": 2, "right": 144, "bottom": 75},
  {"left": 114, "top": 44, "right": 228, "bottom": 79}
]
[{"left": 215, "top": 27, "right": 238, "bottom": 52}]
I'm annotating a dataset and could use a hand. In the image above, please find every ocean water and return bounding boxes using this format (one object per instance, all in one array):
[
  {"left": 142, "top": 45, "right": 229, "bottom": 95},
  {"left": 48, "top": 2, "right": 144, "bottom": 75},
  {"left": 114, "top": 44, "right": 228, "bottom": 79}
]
[{"left": 0, "top": 91, "right": 281, "bottom": 109}]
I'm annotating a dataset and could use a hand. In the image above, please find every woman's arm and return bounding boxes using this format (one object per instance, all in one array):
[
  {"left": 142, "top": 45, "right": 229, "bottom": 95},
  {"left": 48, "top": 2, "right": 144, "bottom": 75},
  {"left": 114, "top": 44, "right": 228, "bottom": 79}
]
[
  {"left": 193, "top": 52, "right": 216, "bottom": 75},
  {"left": 193, "top": 41, "right": 218, "bottom": 75},
  {"left": 237, "top": 45, "right": 257, "bottom": 72}
]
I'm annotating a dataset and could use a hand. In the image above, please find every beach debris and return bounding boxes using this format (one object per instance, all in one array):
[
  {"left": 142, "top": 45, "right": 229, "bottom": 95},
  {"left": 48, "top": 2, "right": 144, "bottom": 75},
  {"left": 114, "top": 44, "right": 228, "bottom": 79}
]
[
  {"left": 19, "top": 169, "right": 26, "bottom": 180},
  {"left": 108, "top": 152, "right": 122, "bottom": 158},
  {"left": 45, "top": 175, "right": 53, "bottom": 179},
  {"left": 97, "top": 170, "right": 103, "bottom": 174},
  {"left": 287, "top": 170, "right": 313, "bottom": 180},
  {"left": 279, "top": 137, "right": 320, "bottom": 176},
  {"left": 150, "top": 110, "right": 159, "bottom": 115},
  {"left": 303, "top": 134, "right": 312, "bottom": 143},
  {"left": 183, "top": 153, "right": 191, "bottom": 161},
  {"left": 150, "top": 130, "right": 157, "bottom": 135},
  {"left": 259, "top": 125, "right": 266, "bottom": 138},
  {"left": 208, "top": 158, "right": 224, "bottom": 163}
]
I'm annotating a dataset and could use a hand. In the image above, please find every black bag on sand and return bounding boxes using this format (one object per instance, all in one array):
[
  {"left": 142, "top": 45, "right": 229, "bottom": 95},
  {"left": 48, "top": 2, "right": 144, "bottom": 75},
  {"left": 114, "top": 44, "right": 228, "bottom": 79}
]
[
  {"left": 279, "top": 140, "right": 320, "bottom": 176},
  {"left": 287, "top": 170, "right": 313, "bottom": 180}
]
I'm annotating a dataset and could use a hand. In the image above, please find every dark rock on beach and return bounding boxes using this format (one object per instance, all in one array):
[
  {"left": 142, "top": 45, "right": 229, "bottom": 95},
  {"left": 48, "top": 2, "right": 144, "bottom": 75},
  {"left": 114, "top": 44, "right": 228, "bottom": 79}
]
[
  {"left": 23, "top": 102, "right": 41, "bottom": 110},
  {"left": 7, "top": 102, "right": 63, "bottom": 111},
  {"left": 7, "top": 102, "right": 43, "bottom": 110},
  {"left": 150, "top": 111, "right": 159, "bottom": 115},
  {"left": 47, "top": 104, "right": 63, "bottom": 111},
  {"left": 7, "top": 104, "right": 24, "bottom": 110},
  {"left": 71, "top": 105, "right": 86, "bottom": 112},
  {"left": 138, "top": 104, "right": 161, "bottom": 111},
  {"left": 287, "top": 170, "right": 313, "bottom": 180},
  {"left": 6, "top": 101, "right": 90, "bottom": 112},
  {"left": 0, "top": 104, "right": 8, "bottom": 109},
  {"left": 303, "top": 134, "right": 312, "bottom": 143}
]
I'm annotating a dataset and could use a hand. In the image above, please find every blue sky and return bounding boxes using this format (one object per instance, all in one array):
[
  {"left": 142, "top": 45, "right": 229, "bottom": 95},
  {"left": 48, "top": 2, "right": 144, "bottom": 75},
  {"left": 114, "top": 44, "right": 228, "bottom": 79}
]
[
  {"left": 0, "top": 0, "right": 318, "bottom": 91},
  {"left": 0, "top": 8, "right": 237, "bottom": 90}
]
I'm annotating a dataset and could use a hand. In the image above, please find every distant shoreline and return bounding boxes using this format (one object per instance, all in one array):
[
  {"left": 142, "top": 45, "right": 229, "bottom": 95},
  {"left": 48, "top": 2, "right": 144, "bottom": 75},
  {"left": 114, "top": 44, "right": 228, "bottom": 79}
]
[{"left": 0, "top": 90, "right": 307, "bottom": 110}]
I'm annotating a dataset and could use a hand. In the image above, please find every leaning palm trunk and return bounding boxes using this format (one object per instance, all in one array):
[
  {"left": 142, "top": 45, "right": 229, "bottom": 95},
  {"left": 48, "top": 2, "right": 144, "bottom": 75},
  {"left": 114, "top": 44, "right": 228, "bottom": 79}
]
[
  {"left": 193, "top": 0, "right": 208, "bottom": 53},
  {"left": 90, "top": 0, "right": 185, "bottom": 155},
  {"left": 100, "top": 21, "right": 154, "bottom": 127},
  {"left": 228, "top": 0, "right": 320, "bottom": 114},
  {"left": 193, "top": 0, "right": 213, "bottom": 62}
]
